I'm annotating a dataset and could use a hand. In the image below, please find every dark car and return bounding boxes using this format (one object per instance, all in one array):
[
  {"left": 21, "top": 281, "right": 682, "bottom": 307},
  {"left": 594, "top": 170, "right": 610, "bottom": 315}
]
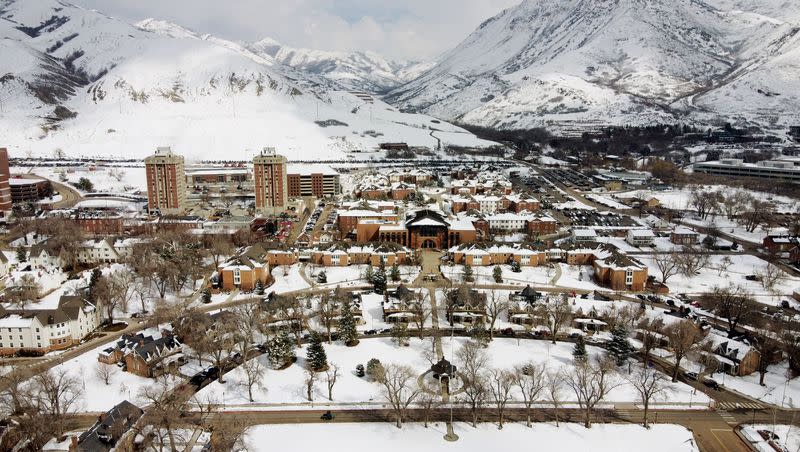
[
  {"left": 321, "top": 410, "right": 334, "bottom": 421},
  {"left": 702, "top": 377, "right": 721, "bottom": 390},
  {"left": 684, "top": 371, "right": 698, "bottom": 381},
  {"left": 364, "top": 329, "right": 377, "bottom": 335}
]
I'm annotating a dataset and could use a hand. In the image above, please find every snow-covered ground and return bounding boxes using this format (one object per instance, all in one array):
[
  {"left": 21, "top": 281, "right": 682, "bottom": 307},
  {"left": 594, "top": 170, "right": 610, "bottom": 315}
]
[
  {"left": 268, "top": 265, "right": 311, "bottom": 294},
  {"left": 244, "top": 423, "right": 699, "bottom": 452},
  {"left": 637, "top": 254, "right": 800, "bottom": 305},
  {"left": 722, "top": 362, "right": 800, "bottom": 408},
  {"left": 741, "top": 424, "right": 800, "bottom": 452},
  {"left": 196, "top": 337, "right": 708, "bottom": 408}
]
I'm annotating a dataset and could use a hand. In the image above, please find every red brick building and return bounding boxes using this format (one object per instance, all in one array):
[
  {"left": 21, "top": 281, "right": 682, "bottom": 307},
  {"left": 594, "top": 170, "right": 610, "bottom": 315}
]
[
  {"left": 254, "top": 148, "right": 288, "bottom": 214},
  {"left": 144, "top": 147, "right": 186, "bottom": 215},
  {"left": 0, "top": 148, "right": 11, "bottom": 217}
]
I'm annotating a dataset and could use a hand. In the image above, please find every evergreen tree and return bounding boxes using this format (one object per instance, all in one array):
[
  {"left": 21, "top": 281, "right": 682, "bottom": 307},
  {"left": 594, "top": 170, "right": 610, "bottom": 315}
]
[
  {"left": 363, "top": 265, "right": 374, "bottom": 283},
  {"left": 606, "top": 325, "right": 634, "bottom": 366},
  {"left": 355, "top": 364, "right": 365, "bottom": 377},
  {"left": 87, "top": 268, "right": 103, "bottom": 302},
  {"left": 316, "top": 270, "right": 327, "bottom": 284},
  {"left": 201, "top": 288, "right": 212, "bottom": 304},
  {"left": 16, "top": 248, "right": 26, "bottom": 263},
  {"left": 372, "top": 267, "right": 387, "bottom": 294},
  {"left": 572, "top": 335, "right": 588, "bottom": 363},
  {"left": 306, "top": 332, "right": 328, "bottom": 371},
  {"left": 493, "top": 265, "right": 503, "bottom": 283},
  {"left": 389, "top": 263, "right": 401, "bottom": 282},
  {"left": 463, "top": 263, "right": 474, "bottom": 283},
  {"left": 366, "top": 358, "right": 384, "bottom": 381},
  {"left": 510, "top": 260, "right": 521, "bottom": 273},
  {"left": 338, "top": 298, "right": 359, "bottom": 346},
  {"left": 254, "top": 280, "right": 265, "bottom": 295},
  {"left": 267, "top": 332, "right": 296, "bottom": 368}
]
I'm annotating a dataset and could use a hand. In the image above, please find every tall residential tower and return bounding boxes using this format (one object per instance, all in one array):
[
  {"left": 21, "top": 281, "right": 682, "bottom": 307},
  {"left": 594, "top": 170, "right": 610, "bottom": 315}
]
[
  {"left": 0, "top": 148, "right": 11, "bottom": 217},
  {"left": 144, "top": 147, "right": 186, "bottom": 215},
  {"left": 253, "top": 147, "right": 287, "bottom": 214}
]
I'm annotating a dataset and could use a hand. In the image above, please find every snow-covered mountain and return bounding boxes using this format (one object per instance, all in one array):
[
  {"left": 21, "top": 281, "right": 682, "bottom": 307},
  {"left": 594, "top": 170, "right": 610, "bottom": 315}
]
[
  {"left": 247, "top": 37, "right": 434, "bottom": 94},
  {"left": 0, "top": 1, "right": 490, "bottom": 160},
  {"left": 386, "top": 0, "right": 800, "bottom": 131}
]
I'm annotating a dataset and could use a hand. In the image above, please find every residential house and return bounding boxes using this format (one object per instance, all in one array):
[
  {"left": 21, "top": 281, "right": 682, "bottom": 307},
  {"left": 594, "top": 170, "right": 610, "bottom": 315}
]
[
  {"left": 626, "top": 229, "right": 655, "bottom": 247},
  {"left": 572, "top": 228, "right": 598, "bottom": 244},
  {"left": 592, "top": 253, "right": 648, "bottom": 291},
  {"left": 73, "top": 400, "right": 144, "bottom": 452},
  {"left": 670, "top": 227, "right": 699, "bottom": 246},
  {"left": 217, "top": 244, "right": 271, "bottom": 291}
]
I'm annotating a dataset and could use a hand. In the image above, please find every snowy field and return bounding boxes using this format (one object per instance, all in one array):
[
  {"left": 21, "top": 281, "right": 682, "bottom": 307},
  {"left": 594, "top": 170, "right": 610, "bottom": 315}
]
[
  {"left": 268, "top": 265, "right": 311, "bottom": 294},
  {"left": 637, "top": 254, "right": 800, "bottom": 304},
  {"left": 243, "top": 423, "right": 699, "bottom": 452},
  {"left": 196, "top": 337, "right": 709, "bottom": 408}
]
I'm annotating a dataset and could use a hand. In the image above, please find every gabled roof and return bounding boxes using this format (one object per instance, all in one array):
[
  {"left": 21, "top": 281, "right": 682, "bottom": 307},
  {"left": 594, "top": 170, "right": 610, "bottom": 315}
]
[{"left": 406, "top": 210, "right": 450, "bottom": 228}]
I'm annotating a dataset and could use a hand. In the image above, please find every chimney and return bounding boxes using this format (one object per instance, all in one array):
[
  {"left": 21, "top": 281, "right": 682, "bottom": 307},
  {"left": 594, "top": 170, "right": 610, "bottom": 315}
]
[{"left": 70, "top": 435, "right": 78, "bottom": 450}]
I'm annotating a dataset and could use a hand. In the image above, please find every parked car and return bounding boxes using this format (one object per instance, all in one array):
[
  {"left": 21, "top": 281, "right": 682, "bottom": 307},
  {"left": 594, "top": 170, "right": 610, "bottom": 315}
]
[
  {"left": 684, "top": 371, "right": 698, "bottom": 381},
  {"left": 702, "top": 377, "right": 721, "bottom": 390},
  {"left": 321, "top": 410, "right": 335, "bottom": 421}
]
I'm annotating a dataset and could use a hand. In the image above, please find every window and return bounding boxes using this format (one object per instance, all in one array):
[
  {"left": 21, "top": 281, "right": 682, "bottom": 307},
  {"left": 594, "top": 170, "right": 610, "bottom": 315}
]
[
  {"left": 625, "top": 269, "right": 634, "bottom": 286},
  {"left": 233, "top": 268, "right": 241, "bottom": 285}
]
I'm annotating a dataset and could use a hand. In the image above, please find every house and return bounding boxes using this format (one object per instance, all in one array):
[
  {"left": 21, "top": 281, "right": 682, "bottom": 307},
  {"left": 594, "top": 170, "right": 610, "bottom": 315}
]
[
  {"left": 310, "top": 242, "right": 413, "bottom": 267},
  {"left": 382, "top": 285, "right": 422, "bottom": 323},
  {"left": 218, "top": 244, "right": 271, "bottom": 291},
  {"left": 626, "top": 229, "right": 655, "bottom": 247},
  {"left": 76, "top": 238, "right": 137, "bottom": 265},
  {"left": 641, "top": 214, "right": 671, "bottom": 232},
  {"left": 527, "top": 214, "right": 559, "bottom": 237},
  {"left": 705, "top": 333, "right": 768, "bottom": 377},
  {"left": 592, "top": 253, "right": 648, "bottom": 291},
  {"left": 573, "top": 318, "right": 608, "bottom": 332},
  {"left": 122, "top": 333, "right": 183, "bottom": 378},
  {"left": 790, "top": 245, "right": 800, "bottom": 264},
  {"left": 511, "top": 285, "right": 541, "bottom": 304},
  {"left": 572, "top": 228, "right": 597, "bottom": 244},
  {"left": 73, "top": 400, "right": 143, "bottom": 452},
  {"left": 390, "top": 182, "right": 416, "bottom": 201},
  {"left": 487, "top": 212, "right": 529, "bottom": 232},
  {"left": 670, "top": 227, "right": 699, "bottom": 246},
  {"left": 449, "top": 243, "right": 546, "bottom": 267},
  {"left": 28, "top": 242, "right": 65, "bottom": 268},
  {"left": 0, "top": 295, "right": 100, "bottom": 356},
  {"left": 444, "top": 287, "right": 487, "bottom": 325},
  {"left": 763, "top": 235, "right": 799, "bottom": 254}
]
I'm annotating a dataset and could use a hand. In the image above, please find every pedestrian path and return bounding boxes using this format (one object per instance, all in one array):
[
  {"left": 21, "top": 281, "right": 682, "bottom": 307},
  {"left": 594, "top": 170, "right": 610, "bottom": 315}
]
[{"left": 716, "top": 409, "right": 739, "bottom": 424}]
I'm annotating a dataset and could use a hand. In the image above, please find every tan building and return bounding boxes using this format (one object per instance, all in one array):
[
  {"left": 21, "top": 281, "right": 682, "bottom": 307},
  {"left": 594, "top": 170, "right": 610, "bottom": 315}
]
[
  {"left": 145, "top": 147, "right": 187, "bottom": 215},
  {"left": 592, "top": 254, "right": 648, "bottom": 292},
  {"left": 217, "top": 244, "right": 272, "bottom": 291},
  {"left": 253, "top": 147, "right": 288, "bottom": 214}
]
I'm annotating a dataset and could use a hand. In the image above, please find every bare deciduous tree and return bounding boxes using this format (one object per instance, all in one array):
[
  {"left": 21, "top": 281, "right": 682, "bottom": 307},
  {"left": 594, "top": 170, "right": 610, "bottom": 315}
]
[
  {"left": 626, "top": 365, "right": 670, "bottom": 428},
  {"left": 138, "top": 375, "right": 189, "bottom": 452},
  {"left": 457, "top": 341, "right": 489, "bottom": 427},
  {"left": 95, "top": 362, "right": 115, "bottom": 385},
  {"left": 240, "top": 357, "right": 265, "bottom": 402},
  {"left": 379, "top": 364, "right": 420, "bottom": 429},
  {"left": 653, "top": 252, "right": 680, "bottom": 284},
  {"left": 513, "top": 362, "right": 546, "bottom": 427},
  {"left": 304, "top": 366, "right": 317, "bottom": 402},
  {"left": 561, "top": 357, "right": 619, "bottom": 428},
  {"left": 536, "top": 294, "right": 572, "bottom": 344},
  {"left": 410, "top": 292, "right": 431, "bottom": 339},
  {"left": 699, "top": 285, "right": 756, "bottom": 337},
  {"left": 34, "top": 369, "right": 83, "bottom": 436},
  {"left": 664, "top": 319, "right": 708, "bottom": 381},
  {"left": 546, "top": 371, "right": 563, "bottom": 427},
  {"left": 485, "top": 290, "right": 508, "bottom": 341},
  {"left": 488, "top": 368, "right": 514, "bottom": 429},
  {"left": 325, "top": 363, "right": 339, "bottom": 401}
]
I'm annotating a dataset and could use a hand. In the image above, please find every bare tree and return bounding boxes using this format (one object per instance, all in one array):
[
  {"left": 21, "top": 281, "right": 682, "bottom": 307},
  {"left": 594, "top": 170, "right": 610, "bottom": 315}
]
[
  {"left": 546, "top": 371, "right": 563, "bottom": 427},
  {"left": 675, "top": 247, "right": 709, "bottom": 277},
  {"left": 204, "top": 234, "right": 235, "bottom": 268},
  {"left": 304, "top": 366, "right": 317, "bottom": 402},
  {"left": 626, "top": 365, "right": 670, "bottom": 428},
  {"left": 138, "top": 375, "right": 189, "bottom": 452},
  {"left": 512, "top": 362, "right": 546, "bottom": 427},
  {"left": 410, "top": 292, "right": 431, "bottom": 339},
  {"left": 485, "top": 290, "right": 508, "bottom": 341},
  {"left": 325, "top": 363, "right": 339, "bottom": 401},
  {"left": 316, "top": 293, "right": 337, "bottom": 344},
  {"left": 240, "top": 357, "right": 265, "bottom": 402},
  {"left": 379, "top": 364, "right": 421, "bottom": 429},
  {"left": 457, "top": 341, "right": 489, "bottom": 427},
  {"left": 637, "top": 317, "right": 665, "bottom": 363},
  {"left": 717, "top": 255, "right": 733, "bottom": 277},
  {"left": 204, "top": 313, "right": 240, "bottom": 383},
  {"left": 34, "top": 369, "right": 83, "bottom": 436},
  {"left": 561, "top": 357, "right": 619, "bottom": 428},
  {"left": 760, "top": 263, "right": 786, "bottom": 294},
  {"left": 752, "top": 319, "right": 785, "bottom": 387},
  {"left": 699, "top": 285, "right": 756, "bottom": 337},
  {"left": 5, "top": 274, "right": 41, "bottom": 307},
  {"left": 208, "top": 418, "right": 249, "bottom": 451},
  {"left": 536, "top": 294, "right": 572, "bottom": 344},
  {"left": 0, "top": 372, "right": 34, "bottom": 416},
  {"left": 418, "top": 392, "right": 440, "bottom": 428},
  {"left": 664, "top": 319, "right": 708, "bottom": 381},
  {"left": 488, "top": 368, "right": 514, "bottom": 429},
  {"left": 95, "top": 362, "right": 115, "bottom": 385},
  {"left": 653, "top": 252, "right": 680, "bottom": 284}
]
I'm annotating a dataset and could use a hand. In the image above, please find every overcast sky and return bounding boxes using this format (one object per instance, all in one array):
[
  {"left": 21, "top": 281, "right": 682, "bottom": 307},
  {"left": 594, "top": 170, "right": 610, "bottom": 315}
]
[{"left": 69, "top": 0, "right": 520, "bottom": 60}]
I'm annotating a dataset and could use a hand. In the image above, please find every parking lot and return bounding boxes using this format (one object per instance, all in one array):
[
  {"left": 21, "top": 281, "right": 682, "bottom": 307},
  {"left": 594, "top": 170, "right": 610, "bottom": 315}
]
[
  {"left": 559, "top": 209, "right": 639, "bottom": 227},
  {"left": 542, "top": 168, "right": 600, "bottom": 191}
]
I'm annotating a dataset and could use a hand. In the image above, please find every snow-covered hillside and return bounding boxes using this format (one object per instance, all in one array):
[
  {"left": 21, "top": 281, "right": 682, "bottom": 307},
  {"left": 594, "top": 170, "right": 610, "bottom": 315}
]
[
  {"left": 247, "top": 37, "right": 434, "bottom": 94},
  {"left": 386, "top": 0, "right": 800, "bottom": 131},
  {"left": 0, "top": 1, "right": 491, "bottom": 161}
]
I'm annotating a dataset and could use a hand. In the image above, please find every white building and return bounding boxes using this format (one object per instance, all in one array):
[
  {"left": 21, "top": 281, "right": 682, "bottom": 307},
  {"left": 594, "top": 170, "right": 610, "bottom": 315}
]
[
  {"left": 0, "top": 295, "right": 100, "bottom": 355},
  {"left": 626, "top": 229, "right": 655, "bottom": 247},
  {"left": 487, "top": 213, "right": 529, "bottom": 231},
  {"left": 572, "top": 228, "right": 597, "bottom": 244},
  {"left": 76, "top": 238, "right": 138, "bottom": 265},
  {"left": 694, "top": 158, "right": 800, "bottom": 183}
]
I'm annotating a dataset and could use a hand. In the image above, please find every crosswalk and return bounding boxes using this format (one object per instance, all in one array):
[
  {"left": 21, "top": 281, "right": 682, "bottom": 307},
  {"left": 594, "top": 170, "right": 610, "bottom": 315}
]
[
  {"left": 716, "top": 409, "right": 738, "bottom": 424},
  {"left": 716, "top": 401, "right": 765, "bottom": 411}
]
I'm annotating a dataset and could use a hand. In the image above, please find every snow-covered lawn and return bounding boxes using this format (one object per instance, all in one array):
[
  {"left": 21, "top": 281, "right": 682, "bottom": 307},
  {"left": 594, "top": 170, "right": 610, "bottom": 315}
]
[
  {"left": 637, "top": 254, "right": 800, "bottom": 305},
  {"left": 268, "top": 265, "right": 310, "bottom": 294},
  {"left": 722, "top": 362, "right": 800, "bottom": 408},
  {"left": 16, "top": 165, "right": 148, "bottom": 194},
  {"left": 307, "top": 264, "right": 420, "bottom": 286},
  {"left": 244, "top": 423, "right": 699, "bottom": 452},
  {"left": 196, "top": 337, "right": 708, "bottom": 408},
  {"left": 741, "top": 424, "right": 800, "bottom": 452}
]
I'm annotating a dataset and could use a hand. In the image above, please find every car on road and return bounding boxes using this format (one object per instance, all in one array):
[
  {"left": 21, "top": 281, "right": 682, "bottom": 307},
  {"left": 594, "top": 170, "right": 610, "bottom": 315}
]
[
  {"left": 684, "top": 371, "right": 698, "bottom": 381},
  {"left": 702, "top": 377, "right": 722, "bottom": 390},
  {"left": 321, "top": 410, "right": 335, "bottom": 421}
]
